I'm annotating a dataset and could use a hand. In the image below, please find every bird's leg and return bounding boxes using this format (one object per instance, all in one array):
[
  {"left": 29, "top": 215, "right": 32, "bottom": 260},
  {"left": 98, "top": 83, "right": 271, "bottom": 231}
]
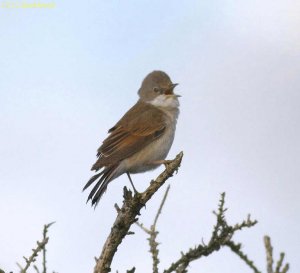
[{"left": 126, "top": 172, "right": 139, "bottom": 195}]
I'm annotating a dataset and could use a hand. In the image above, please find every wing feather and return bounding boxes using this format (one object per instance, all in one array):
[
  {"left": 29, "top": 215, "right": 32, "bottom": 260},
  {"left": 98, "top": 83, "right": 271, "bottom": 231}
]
[{"left": 92, "top": 101, "right": 166, "bottom": 171}]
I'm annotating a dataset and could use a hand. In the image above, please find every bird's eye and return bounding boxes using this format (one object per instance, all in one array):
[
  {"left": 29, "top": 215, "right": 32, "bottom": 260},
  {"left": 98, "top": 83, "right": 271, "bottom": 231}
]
[{"left": 153, "top": 87, "right": 160, "bottom": 93}]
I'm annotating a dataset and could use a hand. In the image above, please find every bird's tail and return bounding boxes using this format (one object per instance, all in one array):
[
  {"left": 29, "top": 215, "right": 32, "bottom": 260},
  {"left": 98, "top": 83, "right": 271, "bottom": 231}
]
[{"left": 83, "top": 164, "right": 120, "bottom": 207}]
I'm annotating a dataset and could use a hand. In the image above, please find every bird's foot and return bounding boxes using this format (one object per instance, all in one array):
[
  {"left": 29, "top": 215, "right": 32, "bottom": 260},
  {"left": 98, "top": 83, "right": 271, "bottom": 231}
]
[
  {"left": 152, "top": 159, "right": 174, "bottom": 174},
  {"left": 161, "top": 160, "right": 174, "bottom": 174}
]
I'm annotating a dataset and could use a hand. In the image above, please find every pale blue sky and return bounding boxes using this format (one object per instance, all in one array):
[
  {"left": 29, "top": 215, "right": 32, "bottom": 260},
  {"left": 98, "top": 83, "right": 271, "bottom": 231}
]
[{"left": 0, "top": 1, "right": 299, "bottom": 272}]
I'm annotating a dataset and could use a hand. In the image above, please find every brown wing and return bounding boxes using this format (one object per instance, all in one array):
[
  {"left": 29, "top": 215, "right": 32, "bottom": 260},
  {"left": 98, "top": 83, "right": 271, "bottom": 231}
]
[{"left": 91, "top": 101, "right": 166, "bottom": 171}]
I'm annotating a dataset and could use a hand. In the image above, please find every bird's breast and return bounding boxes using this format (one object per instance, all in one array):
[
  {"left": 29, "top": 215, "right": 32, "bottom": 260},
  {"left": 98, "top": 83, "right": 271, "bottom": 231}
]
[{"left": 124, "top": 109, "right": 178, "bottom": 173}]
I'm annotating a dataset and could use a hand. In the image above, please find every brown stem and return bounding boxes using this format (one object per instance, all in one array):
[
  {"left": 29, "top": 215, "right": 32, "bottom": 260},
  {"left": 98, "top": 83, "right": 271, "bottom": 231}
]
[{"left": 93, "top": 152, "right": 183, "bottom": 273}]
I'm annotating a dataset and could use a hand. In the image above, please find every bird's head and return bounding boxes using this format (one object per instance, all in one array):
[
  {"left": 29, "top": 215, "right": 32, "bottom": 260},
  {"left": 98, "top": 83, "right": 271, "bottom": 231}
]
[{"left": 138, "top": 71, "right": 180, "bottom": 108}]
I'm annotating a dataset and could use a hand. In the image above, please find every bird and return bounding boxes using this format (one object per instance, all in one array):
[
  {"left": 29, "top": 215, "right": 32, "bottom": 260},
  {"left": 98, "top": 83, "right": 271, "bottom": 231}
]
[{"left": 83, "top": 70, "right": 180, "bottom": 207}]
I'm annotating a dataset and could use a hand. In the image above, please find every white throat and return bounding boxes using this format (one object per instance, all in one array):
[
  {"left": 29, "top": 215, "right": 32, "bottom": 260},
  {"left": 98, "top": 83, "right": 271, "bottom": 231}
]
[{"left": 149, "top": 94, "right": 180, "bottom": 109}]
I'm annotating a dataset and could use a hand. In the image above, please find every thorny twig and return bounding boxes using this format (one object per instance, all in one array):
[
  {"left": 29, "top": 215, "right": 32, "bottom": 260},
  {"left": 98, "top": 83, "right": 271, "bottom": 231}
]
[
  {"left": 163, "top": 193, "right": 257, "bottom": 273},
  {"left": 226, "top": 241, "right": 262, "bottom": 273},
  {"left": 17, "top": 222, "right": 55, "bottom": 273},
  {"left": 223, "top": 228, "right": 290, "bottom": 273},
  {"left": 42, "top": 223, "right": 54, "bottom": 273},
  {"left": 264, "top": 236, "right": 289, "bottom": 273},
  {"left": 33, "top": 265, "right": 41, "bottom": 273},
  {"left": 136, "top": 185, "right": 171, "bottom": 273},
  {"left": 126, "top": 268, "right": 136, "bottom": 273},
  {"left": 265, "top": 236, "right": 274, "bottom": 273}
]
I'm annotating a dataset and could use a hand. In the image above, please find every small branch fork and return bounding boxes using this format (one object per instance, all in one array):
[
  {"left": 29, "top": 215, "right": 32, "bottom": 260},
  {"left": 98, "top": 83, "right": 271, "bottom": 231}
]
[
  {"left": 163, "top": 192, "right": 258, "bottom": 273},
  {"left": 16, "top": 222, "right": 55, "bottom": 273},
  {"left": 227, "top": 235, "right": 289, "bottom": 273},
  {"left": 263, "top": 236, "right": 289, "bottom": 273},
  {"left": 93, "top": 152, "right": 184, "bottom": 273},
  {"left": 161, "top": 192, "right": 289, "bottom": 273}
]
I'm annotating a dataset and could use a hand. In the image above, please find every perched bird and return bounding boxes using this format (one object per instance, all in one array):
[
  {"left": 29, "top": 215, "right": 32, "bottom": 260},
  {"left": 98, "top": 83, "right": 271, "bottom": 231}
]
[{"left": 83, "top": 70, "right": 180, "bottom": 206}]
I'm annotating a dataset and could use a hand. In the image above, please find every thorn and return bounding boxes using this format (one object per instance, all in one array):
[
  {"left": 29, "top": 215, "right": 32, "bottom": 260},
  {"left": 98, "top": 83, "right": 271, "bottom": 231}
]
[{"left": 114, "top": 203, "right": 121, "bottom": 213}]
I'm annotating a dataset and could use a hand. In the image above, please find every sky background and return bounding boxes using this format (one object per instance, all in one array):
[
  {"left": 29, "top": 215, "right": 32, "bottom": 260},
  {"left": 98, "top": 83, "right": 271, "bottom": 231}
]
[{"left": 0, "top": 0, "right": 299, "bottom": 272}]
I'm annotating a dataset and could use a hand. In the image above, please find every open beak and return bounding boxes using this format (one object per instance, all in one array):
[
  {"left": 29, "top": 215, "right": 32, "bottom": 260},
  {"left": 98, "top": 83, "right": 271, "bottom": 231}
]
[
  {"left": 164, "top": 83, "right": 181, "bottom": 96},
  {"left": 171, "top": 83, "right": 179, "bottom": 89},
  {"left": 171, "top": 83, "right": 181, "bottom": 97}
]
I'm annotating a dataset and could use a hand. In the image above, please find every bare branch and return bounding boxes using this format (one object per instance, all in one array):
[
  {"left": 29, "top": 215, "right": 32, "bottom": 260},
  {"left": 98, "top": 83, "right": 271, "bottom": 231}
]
[
  {"left": 281, "top": 264, "right": 289, "bottom": 273},
  {"left": 264, "top": 236, "right": 274, "bottom": 273},
  {"left": 135, "top": 222, "right": 151, "bottom": 234},
  {"left": 18, "top": 238, "right": 49, "bottom": 273},
  {"left": 33, "top": 264, "right": 41, "bottom": 273},
  {"left": 226, "top": 241, "right": 261, "bottom": 273},
  {"left": 163, "top": 193, "right": 258, "bottom": 273},
  {"left": 151, "top": 185, "right": 171, "bottom": 273},
  {"left": 43, "top": 222, "right": 55, "bottom": 273},
  {"left": 16, "top": 222, "right": 54, "bottom": 273},
  {"left": 153, "top": 184, "right": 170, "bottom": 227},
  {"left": 136, "top": 185, "right": 171, "bottom": 273},
  {"left": 264, "top": 236, "right": 289, "bottom": 273},
  {"left": 126, "top": 268, "right": 135, "bottom": 273},
  {"left": 149, "top": 185, "right": 171, "bottom": 273},
  {"left": 275, "top": 253, "right": 285, "bottom": 273},
  {"left": 93, "top": 152, "right": 184, "bottom": 273}
]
